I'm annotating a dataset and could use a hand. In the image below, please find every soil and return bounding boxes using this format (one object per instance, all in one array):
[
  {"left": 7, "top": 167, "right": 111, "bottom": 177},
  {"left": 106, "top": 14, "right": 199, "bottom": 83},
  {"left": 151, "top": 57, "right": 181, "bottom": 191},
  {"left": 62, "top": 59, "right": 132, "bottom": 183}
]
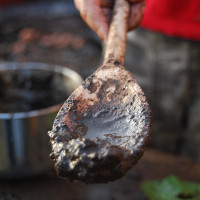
[
  {"left": 49, "top": 64, "right": 151, "bottom": 183},
  {"left": 1, "top": 149, "right": 200, "bottom": 200},
  {"left": 0, "top": 2, "right": 102, "bottom": 79}
]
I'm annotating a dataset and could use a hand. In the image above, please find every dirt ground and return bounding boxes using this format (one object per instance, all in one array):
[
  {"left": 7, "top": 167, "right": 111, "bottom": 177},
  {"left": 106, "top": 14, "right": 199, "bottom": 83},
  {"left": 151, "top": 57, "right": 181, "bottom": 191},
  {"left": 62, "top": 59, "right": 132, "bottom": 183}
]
[
  {"left": 1, "top": 149, "right": 200, "bottom": 200},
  {"left": 0, "top": 2, "right": 102, "bottom": 79}
]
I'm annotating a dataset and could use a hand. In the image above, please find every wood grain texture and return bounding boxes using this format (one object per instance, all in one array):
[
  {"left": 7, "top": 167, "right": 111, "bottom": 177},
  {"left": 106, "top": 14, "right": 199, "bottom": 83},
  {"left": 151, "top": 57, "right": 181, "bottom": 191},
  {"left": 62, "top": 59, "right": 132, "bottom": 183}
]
[{"left": 104, "top": 0, "right": 130, "bottom": 64}]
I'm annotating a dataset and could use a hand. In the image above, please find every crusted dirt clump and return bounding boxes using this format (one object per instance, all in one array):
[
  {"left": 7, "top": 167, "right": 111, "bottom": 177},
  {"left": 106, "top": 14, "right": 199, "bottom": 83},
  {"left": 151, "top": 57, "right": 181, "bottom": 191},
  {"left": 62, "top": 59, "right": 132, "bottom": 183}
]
[{"left": 48, "top": 61, "right": 151, "bottom": 183}]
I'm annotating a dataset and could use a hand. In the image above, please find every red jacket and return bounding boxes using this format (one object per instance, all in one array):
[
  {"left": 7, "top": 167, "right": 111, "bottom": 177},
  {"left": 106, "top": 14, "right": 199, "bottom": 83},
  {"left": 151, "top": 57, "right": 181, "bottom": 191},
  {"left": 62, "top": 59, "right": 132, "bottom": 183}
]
[{"left": 141, "top": 0, "right": 200, "bottom": 41}]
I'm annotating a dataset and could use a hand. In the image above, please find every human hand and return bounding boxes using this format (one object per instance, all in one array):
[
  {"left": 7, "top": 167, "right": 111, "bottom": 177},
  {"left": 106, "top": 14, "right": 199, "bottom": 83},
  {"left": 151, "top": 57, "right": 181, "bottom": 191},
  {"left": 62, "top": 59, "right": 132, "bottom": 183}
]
[{"left": 74, "top": 0, "right": 145, "bottom": 41}]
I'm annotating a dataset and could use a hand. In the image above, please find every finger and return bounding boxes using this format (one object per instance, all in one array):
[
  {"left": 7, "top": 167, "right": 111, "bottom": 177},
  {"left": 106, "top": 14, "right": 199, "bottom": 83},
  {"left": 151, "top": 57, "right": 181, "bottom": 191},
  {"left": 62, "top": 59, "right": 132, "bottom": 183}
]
[
  {"left": 74, "top": 0, "right": 109, "bottom": 41},
  {"left": 128, "top": 0, "right": 145, "bottom": 3},
  {"left": 128, "top": 2, "right": 145, "bottom": 30},
  {"left": 74, "top": 0, "right": 81, "bottom": 11},
  {"left": 81, "top": 5, "right": 109, "bottom": 41},
  {"left": 102, "top": 8, "right": 113, "bottom": 24},
  {"left": 100, "top": 0, "right": 114, "bottom": 8}
]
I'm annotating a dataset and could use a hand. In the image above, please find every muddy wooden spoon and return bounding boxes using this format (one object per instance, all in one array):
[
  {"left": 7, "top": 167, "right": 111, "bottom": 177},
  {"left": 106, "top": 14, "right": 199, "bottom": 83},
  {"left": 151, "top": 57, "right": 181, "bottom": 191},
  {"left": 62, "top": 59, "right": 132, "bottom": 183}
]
[{"left": 48, "top": 0, "right": 151, "bottom": 183}]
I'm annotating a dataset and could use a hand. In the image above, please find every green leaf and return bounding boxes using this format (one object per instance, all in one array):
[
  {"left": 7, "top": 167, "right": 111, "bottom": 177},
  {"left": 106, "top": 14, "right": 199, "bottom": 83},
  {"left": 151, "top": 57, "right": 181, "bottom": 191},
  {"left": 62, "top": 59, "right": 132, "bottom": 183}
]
[{"left": 141, "top": 175, "right": 200, "bottom": 200}]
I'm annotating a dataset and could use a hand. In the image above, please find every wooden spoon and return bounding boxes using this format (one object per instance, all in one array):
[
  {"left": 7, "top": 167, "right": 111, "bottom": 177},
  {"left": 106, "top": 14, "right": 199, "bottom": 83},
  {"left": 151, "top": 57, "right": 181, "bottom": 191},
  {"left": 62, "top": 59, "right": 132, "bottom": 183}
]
[{"left": 48, "top": 0, "right": 151, "bottom": 183}]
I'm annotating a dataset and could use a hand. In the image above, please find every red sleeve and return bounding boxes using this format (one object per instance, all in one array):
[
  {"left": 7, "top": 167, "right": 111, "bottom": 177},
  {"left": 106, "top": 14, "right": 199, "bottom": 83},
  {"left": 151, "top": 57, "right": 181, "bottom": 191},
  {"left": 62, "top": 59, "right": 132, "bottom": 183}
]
[{"left": 141, "top": 0, "right": 200, "bottom": 41}]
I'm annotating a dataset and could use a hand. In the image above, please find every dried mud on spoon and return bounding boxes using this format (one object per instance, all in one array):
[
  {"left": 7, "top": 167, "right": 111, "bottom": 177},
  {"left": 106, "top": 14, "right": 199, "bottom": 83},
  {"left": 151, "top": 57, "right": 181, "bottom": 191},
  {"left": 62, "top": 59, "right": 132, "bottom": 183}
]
[{"left": 48, "top": 0, "right": 151, "bottom": 183}]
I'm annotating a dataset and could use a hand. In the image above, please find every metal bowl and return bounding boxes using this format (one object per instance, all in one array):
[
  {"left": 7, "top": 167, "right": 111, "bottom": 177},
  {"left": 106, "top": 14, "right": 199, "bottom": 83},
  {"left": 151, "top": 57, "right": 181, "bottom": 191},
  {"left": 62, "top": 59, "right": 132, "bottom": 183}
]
[{"left": 0, "top": 62, "right": 82, "bottom": 179}]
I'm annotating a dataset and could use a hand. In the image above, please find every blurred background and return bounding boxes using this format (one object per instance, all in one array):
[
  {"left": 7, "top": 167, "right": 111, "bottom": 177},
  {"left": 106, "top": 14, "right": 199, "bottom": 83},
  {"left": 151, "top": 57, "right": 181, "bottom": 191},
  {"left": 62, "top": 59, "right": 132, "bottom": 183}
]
[{"left": 0, "top": 0, "right": 200, "bottom": 199}]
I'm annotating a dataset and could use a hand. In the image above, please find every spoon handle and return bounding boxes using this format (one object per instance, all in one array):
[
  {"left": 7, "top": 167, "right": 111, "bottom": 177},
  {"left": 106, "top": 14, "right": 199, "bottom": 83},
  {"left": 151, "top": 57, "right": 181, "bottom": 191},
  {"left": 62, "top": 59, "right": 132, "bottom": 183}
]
[{"left": 104, "top": 0, "right": 130, "bottom": 65}]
